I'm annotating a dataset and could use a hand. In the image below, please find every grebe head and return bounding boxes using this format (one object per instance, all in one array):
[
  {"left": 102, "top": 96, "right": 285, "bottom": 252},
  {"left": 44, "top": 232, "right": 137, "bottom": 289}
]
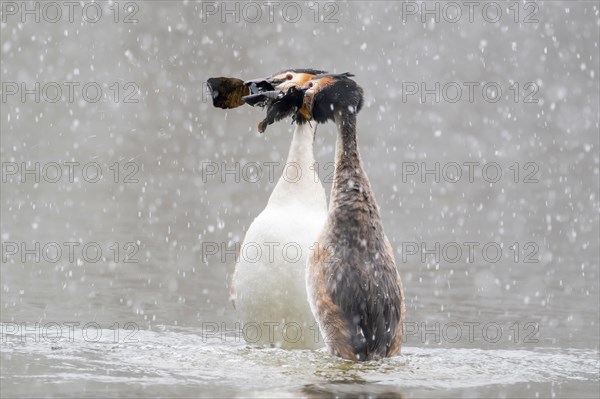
[
  {"left": 299, "top": 73, "right": 364, "bottom": 124},
  {"left": 242, "top": 68, "right": 327, "bottom": 132},
  {"left": 244, "top": 69, "right": 327, "bottom": 94}
]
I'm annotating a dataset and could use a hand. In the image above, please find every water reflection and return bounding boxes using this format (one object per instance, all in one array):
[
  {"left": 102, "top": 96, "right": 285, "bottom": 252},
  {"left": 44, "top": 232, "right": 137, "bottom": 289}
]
[{"left": 303, "top": 382, "right": 405, "bottom": 399}]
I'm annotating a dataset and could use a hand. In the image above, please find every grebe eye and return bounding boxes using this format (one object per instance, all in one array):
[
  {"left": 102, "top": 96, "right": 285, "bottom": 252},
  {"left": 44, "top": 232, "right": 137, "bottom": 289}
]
[
  {"left": 286, "top": 74, "right": 293, "bottom": 80},
  {"left": 308, "top": 82, "right": 314, "bottom": 88}
]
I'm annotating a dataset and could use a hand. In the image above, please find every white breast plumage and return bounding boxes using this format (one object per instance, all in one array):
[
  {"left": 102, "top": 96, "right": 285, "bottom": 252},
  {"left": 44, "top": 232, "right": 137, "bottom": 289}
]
[{"left": 231, "top": 122, "right": 327, "bottom": 349}]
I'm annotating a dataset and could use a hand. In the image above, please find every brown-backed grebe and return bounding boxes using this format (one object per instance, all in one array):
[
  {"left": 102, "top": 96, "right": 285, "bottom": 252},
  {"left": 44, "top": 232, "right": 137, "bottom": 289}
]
[{"left": 301, "top": 73, "right": 405, "bottom": 361}]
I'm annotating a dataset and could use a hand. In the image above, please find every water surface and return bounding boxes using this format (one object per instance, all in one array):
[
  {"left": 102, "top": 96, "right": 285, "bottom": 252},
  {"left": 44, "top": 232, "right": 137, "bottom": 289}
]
[{"left": 1, "top": 1, "right": 599, "bottom": 397}]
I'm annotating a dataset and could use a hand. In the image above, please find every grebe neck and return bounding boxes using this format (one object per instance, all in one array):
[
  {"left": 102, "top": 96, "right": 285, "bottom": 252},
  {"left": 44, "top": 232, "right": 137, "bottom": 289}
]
[
  {"left": 267, "top": 122, "right": 323, "bottom": 207},
  {"left": 330, "top": 110, "right": 377, "bottom": 213}
]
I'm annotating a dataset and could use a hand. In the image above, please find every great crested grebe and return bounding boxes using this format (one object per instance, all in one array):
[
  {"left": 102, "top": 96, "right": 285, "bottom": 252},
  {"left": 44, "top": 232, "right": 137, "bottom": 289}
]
[
  {"left": 230, "top": 69, "right": 328, "bottom": 349},
  {"left": 300, "top": 73, "right": 405, "bottom": 361}
]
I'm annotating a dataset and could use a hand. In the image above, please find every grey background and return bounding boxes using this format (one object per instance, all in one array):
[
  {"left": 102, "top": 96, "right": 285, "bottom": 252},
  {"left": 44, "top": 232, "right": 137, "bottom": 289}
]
[{"left": 1, "top": 1, "right": 598, "bottom": 397}]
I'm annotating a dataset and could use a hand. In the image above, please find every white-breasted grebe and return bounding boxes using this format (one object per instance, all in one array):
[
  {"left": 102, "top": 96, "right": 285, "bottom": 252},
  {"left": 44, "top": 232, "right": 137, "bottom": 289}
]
[{"left": 229, "top": 70, "right": 328, "bottom": 349}]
